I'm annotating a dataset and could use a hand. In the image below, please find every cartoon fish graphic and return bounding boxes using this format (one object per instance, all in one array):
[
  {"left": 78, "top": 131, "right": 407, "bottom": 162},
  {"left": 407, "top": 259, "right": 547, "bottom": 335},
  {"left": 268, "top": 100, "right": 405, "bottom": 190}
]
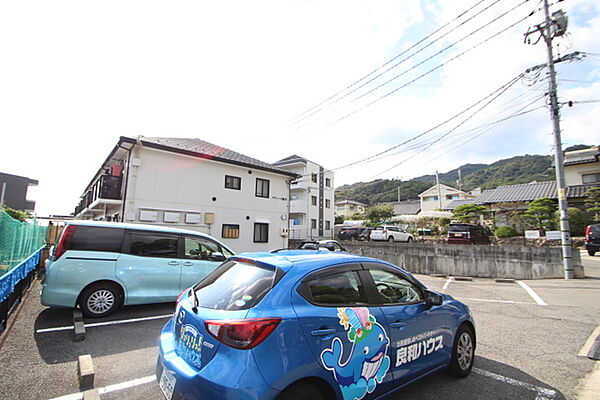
[{"left": 321, "top": 308, "right": 391, "bottom": 400}]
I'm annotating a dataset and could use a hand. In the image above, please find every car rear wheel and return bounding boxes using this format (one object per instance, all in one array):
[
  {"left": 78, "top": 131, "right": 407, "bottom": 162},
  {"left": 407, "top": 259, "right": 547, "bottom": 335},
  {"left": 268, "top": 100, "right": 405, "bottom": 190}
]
[
  {"left": 388, "top": 236, "right": 394, "bottom": 242},
  {"left": 79, "top": 283, "right": 122, "bottom": 318},
  {"left": 407, "top": 237, "right": 413, "bottom": 243},
  {"left": 278, "top": 382, "right": 326, "bottom": 400},
  {"left": 588, "top": 250, "right": 596, "bottom": 256},
  {"left": 447, "top": 324, "right": 475, "bottom": 378}
]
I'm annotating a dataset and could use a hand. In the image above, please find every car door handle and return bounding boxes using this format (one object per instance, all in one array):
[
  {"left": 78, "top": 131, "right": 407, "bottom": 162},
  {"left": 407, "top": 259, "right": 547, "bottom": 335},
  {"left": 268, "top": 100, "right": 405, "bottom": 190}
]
[
  {"left": 168, "top": 261, "right": 180, "bottom": 266},
  {"left": 311, "top": 328, "right": 336, "bottom": 336},
  {"left": 390, "top": 321, "right": 406, "bottom": 328},
  {"left": 183, "top": 262, "right": 193, "bottom": 266}
]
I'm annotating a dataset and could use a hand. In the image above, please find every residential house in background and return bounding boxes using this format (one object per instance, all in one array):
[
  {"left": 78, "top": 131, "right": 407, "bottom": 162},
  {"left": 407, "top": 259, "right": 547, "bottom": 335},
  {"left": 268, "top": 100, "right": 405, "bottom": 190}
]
[
  {"left": 335, "top": 200, "right": 367, "bottom": 218},
  {"left": 0, "top": 172, "right": 38, "bottom": 212},
  {"left": 379, "top": 200, "right": 421, "bottom": 221},
  {"left": 563, "top": 146, "right": 599, "bottom": 186},
  {"left": 73, "top": 136, "right": 297, "bottom": 252},
  {"left": 273, "top": 155, "right": 334, "bottom": 240},
  {"left": 419, "top": 184, "right": 475, "bottom": 215}
]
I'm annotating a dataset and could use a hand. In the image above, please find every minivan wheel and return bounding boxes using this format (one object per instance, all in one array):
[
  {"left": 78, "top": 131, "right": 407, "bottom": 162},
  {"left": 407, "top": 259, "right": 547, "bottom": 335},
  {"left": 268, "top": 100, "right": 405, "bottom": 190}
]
[
  {"left": 447, "top": 324, "right": 475, "bottom": 378},
  {"left": 278, "top": 382, "right": 326, "bottom": 400},
  {"left": 387, "top": 236, "right": 394, "bottom": 242},
  {"left": 588, "top": 250, "right": 596, "bottom": 256},
  {"left": 80, "top": 283, "right": 122, "bottom": 318}
]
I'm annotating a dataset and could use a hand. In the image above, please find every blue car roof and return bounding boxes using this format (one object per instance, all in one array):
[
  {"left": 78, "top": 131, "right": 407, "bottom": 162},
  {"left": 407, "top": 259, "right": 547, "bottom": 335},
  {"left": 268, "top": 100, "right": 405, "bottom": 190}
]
[{"left": 232, "top": 250, "right": 389, "bottom": 274}]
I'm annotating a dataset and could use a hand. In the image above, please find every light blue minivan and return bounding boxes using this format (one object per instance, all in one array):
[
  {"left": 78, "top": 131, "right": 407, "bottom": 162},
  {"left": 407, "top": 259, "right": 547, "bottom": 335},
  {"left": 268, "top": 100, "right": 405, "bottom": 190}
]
[{"left": 41, "top": 221, "right": 234, "bottom": 317}]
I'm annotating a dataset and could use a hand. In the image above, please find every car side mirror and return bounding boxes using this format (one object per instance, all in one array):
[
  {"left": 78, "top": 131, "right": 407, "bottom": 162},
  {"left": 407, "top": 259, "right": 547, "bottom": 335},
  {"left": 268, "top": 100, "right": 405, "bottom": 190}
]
[
  {"left": 209, "top": 252, "right": 226, "bottom": 262},
  {"left": 425, "top": 290, "right": 443, "bottom": 307}
]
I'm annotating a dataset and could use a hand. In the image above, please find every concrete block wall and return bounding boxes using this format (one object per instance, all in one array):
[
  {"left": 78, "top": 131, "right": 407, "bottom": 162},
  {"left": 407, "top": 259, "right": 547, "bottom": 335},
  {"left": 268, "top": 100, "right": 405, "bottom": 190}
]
[{"left": 339, "top": 242, "right": 584, "bottom": 279}]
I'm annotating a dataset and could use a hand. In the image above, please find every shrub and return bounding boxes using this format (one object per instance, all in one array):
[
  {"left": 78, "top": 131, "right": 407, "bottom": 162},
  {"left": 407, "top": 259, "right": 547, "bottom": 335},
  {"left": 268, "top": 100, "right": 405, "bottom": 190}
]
[{"left": 495, "top": 226, "right": 520, "bottom": 238}]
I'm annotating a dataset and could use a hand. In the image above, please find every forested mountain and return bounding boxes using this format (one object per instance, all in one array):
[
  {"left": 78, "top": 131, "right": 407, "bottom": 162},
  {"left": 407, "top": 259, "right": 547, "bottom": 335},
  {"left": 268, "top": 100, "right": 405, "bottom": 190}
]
[{"left": 335, "top": 154, "right": 555, "bottom": 205}]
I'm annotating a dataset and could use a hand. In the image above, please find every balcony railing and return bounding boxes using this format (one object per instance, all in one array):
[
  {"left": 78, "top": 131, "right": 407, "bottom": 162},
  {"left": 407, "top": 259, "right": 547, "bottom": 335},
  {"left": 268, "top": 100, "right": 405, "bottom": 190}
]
[{"left": 74, "top": 174, "right": 122, "bottom": 215}]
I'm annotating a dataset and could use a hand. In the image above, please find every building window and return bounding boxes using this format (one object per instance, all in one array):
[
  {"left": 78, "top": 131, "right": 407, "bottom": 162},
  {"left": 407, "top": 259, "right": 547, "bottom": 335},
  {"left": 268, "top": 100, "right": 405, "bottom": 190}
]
[
  {"left": 325, "top": 220, "right": 331, "bottom": 230},
  {"left": 225, "top": 175, "right": 241, "bottom": 190},
  {"left": 255, "top": 178, "right": 270, "bottom": 198},
  {"left": 253, "top": 223, "right": 269, "bottom": 243},
  {"left": 222, "top": 224, "right": 240, "bottom": 239},
  {"left": 582, "top": 173, "right": 600, "bottom": 184},
  {"left": 446, "top": 194, "right": 460, "bottom": 200},
  {"left": 311, "top": 219, "right": 317, "bottom": 229},
  {"left": 311, "top": 196, "right": 317, "bottom": 206},
  {"left": 425, "top": 196, "right": 439, "bottom": 202},
  {"left": 325, "top": 177, "right": 331, "bottom": 187},
  {"left": 311, "top": 173, "right": 317, "bottom": 183},
  {"left": 291, "top": 194, "right": 298, "bottom": 200},
  {"left": 293, "top": 218, "right": 302, "bottom": 226},
  {"left": 325, "top": 199, "right": 331, "bottom": 208}
]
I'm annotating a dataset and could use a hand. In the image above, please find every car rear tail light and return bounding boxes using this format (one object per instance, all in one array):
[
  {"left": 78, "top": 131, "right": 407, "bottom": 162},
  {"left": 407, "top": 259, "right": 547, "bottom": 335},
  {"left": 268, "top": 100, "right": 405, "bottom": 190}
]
[
  {"left": 54, "top": 225, "right": 77, "bottom": 260},
  {"left": 204, "top": 318, "right": 281, "bottom": 350},
  {"left": 585, "top": 225, "right": 591, "bottom": 242}
]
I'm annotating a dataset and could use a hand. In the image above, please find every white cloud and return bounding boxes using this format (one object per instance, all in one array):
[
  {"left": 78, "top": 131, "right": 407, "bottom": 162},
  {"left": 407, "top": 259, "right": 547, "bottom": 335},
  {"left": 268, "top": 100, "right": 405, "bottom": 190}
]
[{"left": 0, "top": 0, "right": 598, "bottom": 215}]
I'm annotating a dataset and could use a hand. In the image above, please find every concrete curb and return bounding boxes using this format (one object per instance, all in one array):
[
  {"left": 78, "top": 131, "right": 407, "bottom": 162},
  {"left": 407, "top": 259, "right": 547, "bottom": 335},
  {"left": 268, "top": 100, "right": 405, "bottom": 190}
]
[
  {"left": 495, "top": 278, "right": 516, "bottom": 283},
  {"left": 576, "top": 362, "right": 600, "bottom": 400},
  {"left": 73, "top": 309, "right": 85, "bottom": 342},
  {"left": 83, "top": 389, "right": 100, "bottom": 400},
  {"left": 78, "top": 354, "right": 95, "bottom": 391},
  {"left": 453, "top": 276, "right": 473, "bottom": 282}
]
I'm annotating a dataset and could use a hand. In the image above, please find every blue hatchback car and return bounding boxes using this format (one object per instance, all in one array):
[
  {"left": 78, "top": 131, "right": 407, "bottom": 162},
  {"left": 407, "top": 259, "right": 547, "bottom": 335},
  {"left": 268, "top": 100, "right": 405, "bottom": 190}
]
[{"left": 156, "top": 250, "right": 475, "bottom": 400}]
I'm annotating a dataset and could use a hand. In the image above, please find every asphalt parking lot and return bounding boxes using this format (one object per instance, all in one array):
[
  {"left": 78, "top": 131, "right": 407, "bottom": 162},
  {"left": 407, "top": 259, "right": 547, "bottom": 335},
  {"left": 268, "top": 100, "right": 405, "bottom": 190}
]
[{"left": 0, "top": 250, "right": 598, "bottom": 400}]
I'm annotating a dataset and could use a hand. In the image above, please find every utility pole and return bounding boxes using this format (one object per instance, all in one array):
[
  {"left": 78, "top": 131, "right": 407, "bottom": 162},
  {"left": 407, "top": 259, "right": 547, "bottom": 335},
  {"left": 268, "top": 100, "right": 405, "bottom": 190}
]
[
  {"left": 539, "top": 0, "right": 573, "bottom": 279},
  {"left": 435, "top": 171, "right": 443, "bottom": 210},
  {"left": 397, "top": 177, "right": 402, "bottom": 203}
]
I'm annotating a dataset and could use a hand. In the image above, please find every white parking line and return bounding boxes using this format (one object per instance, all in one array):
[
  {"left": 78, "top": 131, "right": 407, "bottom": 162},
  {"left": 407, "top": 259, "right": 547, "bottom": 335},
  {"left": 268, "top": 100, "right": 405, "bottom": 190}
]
[
  {"left": 474, "top": 367, "right": 556, "bottom": 399},
  {"left": 35, "top": 314, "right": 173, "bottom": 334},
  {"left": 441, "top": 277, "right": 454, "bottom": 292},
  {"left": 517, "top": 281, "right": 548, "bottom": 306},
  {"left": 48, "top": 375, "right": 156, "bottom": 400}
]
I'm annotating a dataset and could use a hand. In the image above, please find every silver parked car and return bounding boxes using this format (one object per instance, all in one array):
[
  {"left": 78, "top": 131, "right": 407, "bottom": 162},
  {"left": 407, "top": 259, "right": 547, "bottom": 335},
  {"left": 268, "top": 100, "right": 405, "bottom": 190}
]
[{"left": 370, "top": 225, "right": 414, "bottom": 242}]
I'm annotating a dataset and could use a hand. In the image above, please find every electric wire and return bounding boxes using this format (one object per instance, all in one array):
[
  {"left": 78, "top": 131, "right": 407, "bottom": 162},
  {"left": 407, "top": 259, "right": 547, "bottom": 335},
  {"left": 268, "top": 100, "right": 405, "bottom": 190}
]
[{"left": 284, "top": 0, "right": 493, "bottom": 126}]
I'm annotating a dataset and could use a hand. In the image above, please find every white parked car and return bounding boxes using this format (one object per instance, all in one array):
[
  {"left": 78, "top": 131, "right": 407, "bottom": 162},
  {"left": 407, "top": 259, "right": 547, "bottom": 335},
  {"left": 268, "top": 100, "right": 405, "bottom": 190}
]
[{"left": 370, "top": 225, "right": 414, "bottom": 242}]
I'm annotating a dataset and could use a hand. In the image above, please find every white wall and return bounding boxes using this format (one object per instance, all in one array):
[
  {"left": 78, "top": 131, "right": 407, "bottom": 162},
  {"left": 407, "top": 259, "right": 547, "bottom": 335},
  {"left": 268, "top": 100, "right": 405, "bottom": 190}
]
[{"left": 123, "top": 146, "right": 290, "bottom": 252}]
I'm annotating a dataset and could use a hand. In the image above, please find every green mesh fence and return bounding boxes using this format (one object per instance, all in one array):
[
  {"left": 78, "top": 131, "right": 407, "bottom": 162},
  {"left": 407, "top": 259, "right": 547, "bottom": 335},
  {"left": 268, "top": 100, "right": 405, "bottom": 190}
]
[{"left": 0, "top": 210, "right": 48, "bottom": 276}]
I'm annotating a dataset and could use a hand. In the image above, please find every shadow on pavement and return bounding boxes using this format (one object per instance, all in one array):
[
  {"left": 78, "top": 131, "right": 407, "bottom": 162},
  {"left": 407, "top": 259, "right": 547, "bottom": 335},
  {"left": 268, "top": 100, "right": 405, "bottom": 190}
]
[
  {"left": 34, "top": 302, "right": 175, "bottom": 364},
  {"left": 383, "top": 356, "right": 565, "bottom": 400}
]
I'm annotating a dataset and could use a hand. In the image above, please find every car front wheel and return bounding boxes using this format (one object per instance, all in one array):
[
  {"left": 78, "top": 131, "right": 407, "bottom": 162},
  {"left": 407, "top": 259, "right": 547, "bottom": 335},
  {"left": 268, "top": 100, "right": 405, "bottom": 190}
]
[
  {"left": 588, "top": 249, "right": 596, "bottom": 256},
  {"left": 79, "top": 283, "right": 122, "bottom": 318},
  {"left": 448, "top": 324, "right": 475, "bottom": 378},
  {"left": 388, "top": 236, "right": 394, "bottom": 242},
  {"left": 407, "top": 237, "right": 413, "bottom": 243}
]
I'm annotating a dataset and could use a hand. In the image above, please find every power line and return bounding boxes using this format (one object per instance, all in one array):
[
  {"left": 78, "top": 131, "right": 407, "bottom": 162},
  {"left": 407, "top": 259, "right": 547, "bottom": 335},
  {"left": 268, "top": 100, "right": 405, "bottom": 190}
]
[
  {"left": 300, "top": 10, "right": 537, "bottom": 135},
  {"left": 288, "top": 0, "right": 536, "bottom": 133},
  {"left": 284, "top": 0, "right": 493, "bottom": 126},
  {"left": 368, "top": 74, "right": 524, "bottom": 179}
]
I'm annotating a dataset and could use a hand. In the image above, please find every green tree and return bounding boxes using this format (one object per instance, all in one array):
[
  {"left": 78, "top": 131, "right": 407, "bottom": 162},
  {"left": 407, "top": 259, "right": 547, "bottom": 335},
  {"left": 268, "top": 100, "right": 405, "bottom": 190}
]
[
  {"left": 1, "top": 206, "right": 29, "bottom": 222},
  {"left": 554, "top": 207, "right": 590, "bottom": 236},
  {"left": 364, "top": 204, "right": 394, "bottom": 224},
  {"left": 585, "top": 186, "right": 600, "bottom": 221},
  {"left": 522, "top": 197, "right": 557, "bottom": 233},
  {"left": 452, "top": 204, "right": 488, "bottom": 223},
  {"left": 334, "top": 215, "right": 344, "bottom": 225}
]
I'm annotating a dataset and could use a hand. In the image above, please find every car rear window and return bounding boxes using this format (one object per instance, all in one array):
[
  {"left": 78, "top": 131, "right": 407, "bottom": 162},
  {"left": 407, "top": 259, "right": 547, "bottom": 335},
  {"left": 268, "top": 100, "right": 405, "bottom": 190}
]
[
  {"left": 591, "top": 225, "right": 600, "bottom": 234},
  {"left": 375, "top": 226, "right": 385, "bottom": 230},
  {"left": 306, "top": 271, "right": 367, "bottom": 305},
  {"left": 67, "top": 226, "right": 124, "bottom": 253},
  {"left": 448, "top": 225, "right": 470, "bottom": 232},
  {"left": 193, "top": 260, "right": 276, "bottom": 310}
]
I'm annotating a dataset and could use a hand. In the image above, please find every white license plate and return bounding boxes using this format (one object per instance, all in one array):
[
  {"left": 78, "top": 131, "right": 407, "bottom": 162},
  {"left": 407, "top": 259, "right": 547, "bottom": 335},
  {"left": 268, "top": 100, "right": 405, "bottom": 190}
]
[{"left": 159, "top": 364, "right": 177, "bottom": 400}]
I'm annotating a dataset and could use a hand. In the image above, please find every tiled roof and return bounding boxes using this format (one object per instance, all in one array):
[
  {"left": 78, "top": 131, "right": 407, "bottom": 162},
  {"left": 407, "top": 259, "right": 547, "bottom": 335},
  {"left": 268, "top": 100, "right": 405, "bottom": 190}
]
[
  {"left": 564, "top": 158, "right": 597, "bottom": 166},
  {"left": 444, "top": 199, "right": 475, "bottom": 210},
  {"left": 474, "top": 181, "right": 599, "bottom": 204},
  {"left": 137, "top": 137, "right": 297, "bottom": 177},
  {"left": 336, "top": 200, "right": 367, "bottom": 206},
  {"left": 393, "top": 200, "right": 421, "bottom": 215}
]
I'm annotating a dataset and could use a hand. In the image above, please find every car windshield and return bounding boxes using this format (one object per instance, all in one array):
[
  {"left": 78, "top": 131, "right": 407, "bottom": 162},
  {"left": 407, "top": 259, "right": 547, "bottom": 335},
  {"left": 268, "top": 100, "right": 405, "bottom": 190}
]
[{"left": 448, "top": 225, "right": 470, "bottom": 232}]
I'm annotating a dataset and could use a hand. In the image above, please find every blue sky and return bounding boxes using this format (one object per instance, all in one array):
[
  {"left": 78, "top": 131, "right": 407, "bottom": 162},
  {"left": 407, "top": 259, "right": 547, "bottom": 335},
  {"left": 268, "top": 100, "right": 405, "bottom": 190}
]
[{"left": 0, "top": 0, "right": 598, "bottom": 216}]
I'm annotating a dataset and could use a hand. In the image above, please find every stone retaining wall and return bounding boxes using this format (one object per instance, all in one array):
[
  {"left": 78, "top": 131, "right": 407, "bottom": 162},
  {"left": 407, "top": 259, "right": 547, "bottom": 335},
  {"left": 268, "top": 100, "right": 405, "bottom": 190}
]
[{"left": 337, "top": 242, "right": 584, "bottom": 279}]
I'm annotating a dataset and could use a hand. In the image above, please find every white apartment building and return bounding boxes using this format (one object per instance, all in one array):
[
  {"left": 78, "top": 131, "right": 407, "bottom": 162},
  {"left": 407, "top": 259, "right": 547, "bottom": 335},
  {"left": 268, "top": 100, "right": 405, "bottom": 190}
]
[
  {"left": 419, "top": 183, "right": 476, "bottom": 214},
  {"left": 273, "top": 155, "right": 334, "bottom": 240},
  {"left": 74, "top": 136, "right": 298, "bottom": 252}
]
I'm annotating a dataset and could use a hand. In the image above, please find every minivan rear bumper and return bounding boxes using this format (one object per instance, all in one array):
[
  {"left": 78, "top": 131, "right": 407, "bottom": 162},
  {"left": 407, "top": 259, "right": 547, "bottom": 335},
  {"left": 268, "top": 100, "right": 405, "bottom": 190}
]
[
  {"left": 157, "top": 319, "right": 279, "bottom": 400},
  {"left": 40, "top": 283, "right": 78, "bottom": 308}
]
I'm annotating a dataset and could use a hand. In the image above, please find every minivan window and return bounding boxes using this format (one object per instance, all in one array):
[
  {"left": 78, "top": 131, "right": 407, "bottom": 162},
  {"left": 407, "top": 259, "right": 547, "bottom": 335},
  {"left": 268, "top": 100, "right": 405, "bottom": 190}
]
[
  {"left": 194, "top": 260, "right": 276, "bottom": 310},
  {"left": 306, "top": 271, "right": 367, "bottom": 305},
  {"left": 183, "top": 236, "right": 227, "bottom": 260},
  {"left": 448, "top": 225, "right": 469, "bottom": 232},
  {"left": 67, "top": 226, "right": 124, "bottom": 253},
  {"left": 128, "top": 231, "right": 179, "bottom": 258}
]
